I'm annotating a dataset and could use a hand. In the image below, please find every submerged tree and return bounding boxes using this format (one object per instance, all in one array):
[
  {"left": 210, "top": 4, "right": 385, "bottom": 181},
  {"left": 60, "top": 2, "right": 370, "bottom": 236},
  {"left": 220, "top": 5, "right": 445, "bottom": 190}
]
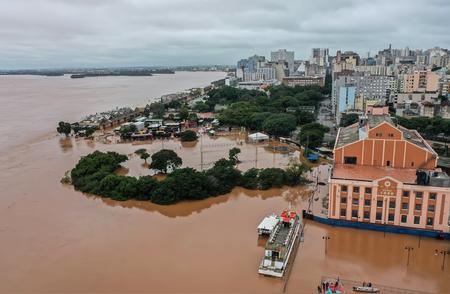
[
  {"left": 135, "top": 148, "right": 147, "bottom": 155},
  {"left": 149, "top": 149, "right": 182, "bottom": 173},
  {"left": 120, "top": 124, "right": 137, "bottom": 140},
  {"left": 180, "top": 130, "right": 198, "bottom": 142},
  {"left": 57, "top": 121, "right": 72, "bottom": 136},
  {"left": 228, "top": 147, "right": 241, "bottom": 164},
  {"left": 140, "top": 152, "right": 150, "bottom": 163}
]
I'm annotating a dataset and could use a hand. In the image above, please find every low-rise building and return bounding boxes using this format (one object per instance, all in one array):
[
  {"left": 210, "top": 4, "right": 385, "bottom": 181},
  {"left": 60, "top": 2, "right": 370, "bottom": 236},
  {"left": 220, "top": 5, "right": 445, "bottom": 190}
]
[
  {"left": 282, "top": 76, "right": 324, "bottom": 87},
  {"left": 237, "top": 81, "right": 273, "bottom": 90},
  {"left": 419, "top": 101, "right": 438, "bottom": 118},
  {"left": 395, "top": 92, "right": 439, "bottom": 107}
]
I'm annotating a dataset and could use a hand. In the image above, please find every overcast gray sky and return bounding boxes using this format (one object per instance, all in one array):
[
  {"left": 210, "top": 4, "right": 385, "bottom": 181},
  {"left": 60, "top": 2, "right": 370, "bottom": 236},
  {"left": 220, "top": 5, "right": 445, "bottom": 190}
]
[{"left": 0, "top": 0, "right": 449, "bottom": 69}]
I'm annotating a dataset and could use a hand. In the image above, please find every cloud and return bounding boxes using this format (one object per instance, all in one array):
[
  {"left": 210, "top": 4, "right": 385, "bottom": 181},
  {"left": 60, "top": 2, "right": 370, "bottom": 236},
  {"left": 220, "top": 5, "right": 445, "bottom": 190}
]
[{"left": 0, "top": 0, "right": 448, "bottom": 69}]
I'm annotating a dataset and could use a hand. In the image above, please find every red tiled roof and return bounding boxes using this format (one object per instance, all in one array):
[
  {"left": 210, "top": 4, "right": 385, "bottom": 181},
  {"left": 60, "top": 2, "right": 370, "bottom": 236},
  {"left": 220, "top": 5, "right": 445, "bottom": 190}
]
[{"left": 332, "top": 164, "right": 417, "bottom": 184}]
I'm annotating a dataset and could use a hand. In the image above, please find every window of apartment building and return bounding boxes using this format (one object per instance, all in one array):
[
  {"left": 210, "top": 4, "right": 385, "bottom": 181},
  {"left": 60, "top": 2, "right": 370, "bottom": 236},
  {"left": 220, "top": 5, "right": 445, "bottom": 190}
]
[
  {"left": 352, "top": 198, "right": 359, "bottom": 205},
  {"left": 401, "top": 215, "right": 407, "bottom": 223},
  {"left": 388, "top": 133, "right": 394, "bottom": 137},
  {"left": 402, "top": 191, "right": 410, "bottom": 197},
  {"left": 414, "top": 216, "right": 420, "bottom": 224},
  {"left": 402, "top": 202, "right": 409, "bottom": 210},
  {"left": 352, "top": 210, "right": 358, "bottom": 218},
  {"left": 415, "top": 191, "right": 423, "bottom": 198},
  {"left": 427, "top": 217, "right": 434, "bottom": 226},
  {"left": 386, "top": 160, "right": 391, "bottom": 166},
  {"left": 341, "top": 185, "right": 348, "bottom": 192},
  {"left": 340, "top": 196, "right": 347, "bottom": 204},
  {"left": 364, "top": 199, "right": 371, "bottom": 206},
  {"left": 429, "top": 193, "right": 436, "bottom": 200},
  {"left": 376, "top": 212, "right": 382, "bottom": 221},
  {"left": 389, "top": 200, "right": 396, "bottom": 209},
  {"left": 388, "top": 214, "right": 395, "bottom": 222},
  {"left": 365, "top": 187, "right": 372, "bottom": 194},
  {"left": 364, "top": 211, "right": 370, "bottom": 219},
  {"left": 340, "top": 209, "right": 346, "bottom": 217},
  {"left": 415, "top": 203, "right": 422, "bottom": 211},
  {"left": 411, "top": 162, "right": 414, "bottom": 167},
  {"left": 353, "top": 186, "right": 360, "bottom": 193},
  {"left": 428, "top": 204, "right": 435, "bottom": 212},
  {"left": 377, "top": 200, "right": 383, "bottom": 208},
  {"left": 344, "top": 157, "right": 357, "bottom": 164}
]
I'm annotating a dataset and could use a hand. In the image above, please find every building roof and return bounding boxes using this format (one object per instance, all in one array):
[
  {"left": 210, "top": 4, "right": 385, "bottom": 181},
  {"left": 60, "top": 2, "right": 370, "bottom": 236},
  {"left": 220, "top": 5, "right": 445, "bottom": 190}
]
[
  {"left": 397, "top": 125, "right": 431, "bottom": 150},
  {"left": 335, "top": 114, "right": 435, "bottom": 153},
  {"left": 367, "top": 114, "right": 392, "bottom": 128},
  {"left": 332, "top": 164, "right": 417, "bottom": 184},
  {"left": 257, "top": 214, "right": 279, "bottom": 232},
  {"left": 335, "top": 123, "right": 359, "bottom": 148}
]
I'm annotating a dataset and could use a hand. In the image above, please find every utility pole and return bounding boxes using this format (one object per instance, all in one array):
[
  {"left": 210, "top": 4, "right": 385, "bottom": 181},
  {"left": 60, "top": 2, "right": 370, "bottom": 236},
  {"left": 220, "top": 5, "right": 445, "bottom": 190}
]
[
  {"left": 305, "top": 134, "right": 310, "bottom": 157},
  {"left": 322, "top": 235, "right": 331, "bottom": 255},
  {"left": 255, "top": 144, "right": 258, "bottom": 168},
  {"left": 200, "top": 133, "right": 204, "bottom": 171},
  {"left": 435, "top": 248, "right": 450, "bottom": 271},
  {"left": 200, "top": 133, "right": 203, "bottom": 171},
  {"left": 404, "top": 246, "right": 414, "bottom": 266}
]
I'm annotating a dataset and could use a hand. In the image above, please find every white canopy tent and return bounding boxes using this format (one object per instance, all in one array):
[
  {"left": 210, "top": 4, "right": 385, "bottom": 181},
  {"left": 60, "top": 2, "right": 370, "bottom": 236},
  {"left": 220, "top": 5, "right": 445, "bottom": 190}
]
[{"left": 248, "top": 132, "right": 269, "bottom": 142}]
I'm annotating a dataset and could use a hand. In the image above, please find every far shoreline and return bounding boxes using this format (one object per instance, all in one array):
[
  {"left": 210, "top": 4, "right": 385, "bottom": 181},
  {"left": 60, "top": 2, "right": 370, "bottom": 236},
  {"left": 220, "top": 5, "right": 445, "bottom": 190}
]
[{"left": 0, "top": 71, "right": 227, "bottom": 156}]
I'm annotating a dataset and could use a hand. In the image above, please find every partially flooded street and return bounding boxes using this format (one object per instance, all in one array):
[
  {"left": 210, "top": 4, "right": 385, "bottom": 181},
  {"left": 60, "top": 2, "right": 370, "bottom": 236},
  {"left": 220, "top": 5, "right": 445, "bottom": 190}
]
[{"left": 0, "top": 75, "right": 449, "bottom": 293}]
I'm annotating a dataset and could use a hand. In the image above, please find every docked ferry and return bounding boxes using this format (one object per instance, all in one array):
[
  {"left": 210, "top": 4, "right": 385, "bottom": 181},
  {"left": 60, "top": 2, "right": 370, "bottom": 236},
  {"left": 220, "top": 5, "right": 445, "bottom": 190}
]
[{"left": 258, "top": 209, "right": 302, "bottom": 277}]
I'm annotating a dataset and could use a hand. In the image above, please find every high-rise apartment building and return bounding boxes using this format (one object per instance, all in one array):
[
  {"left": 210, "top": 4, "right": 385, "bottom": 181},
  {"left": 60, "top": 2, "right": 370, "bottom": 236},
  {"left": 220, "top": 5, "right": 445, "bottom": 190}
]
[
  {"left": 332, "top": 72, "right": 392, "bottom": 124},
  {"left": 402, "top": 70, "right": 439, "bottom": 93},
  {"left": 271, "top": 49, "right": 295, "bottom": 74},
  {"left": 310, "top": 48, "right": 329, "bottom": 67}
]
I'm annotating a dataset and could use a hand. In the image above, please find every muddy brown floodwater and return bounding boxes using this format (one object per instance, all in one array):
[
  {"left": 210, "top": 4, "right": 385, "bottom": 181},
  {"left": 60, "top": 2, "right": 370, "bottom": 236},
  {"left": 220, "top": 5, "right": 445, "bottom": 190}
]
[{"left": 0, "top": 74, "right": 449, "bottom": 293}]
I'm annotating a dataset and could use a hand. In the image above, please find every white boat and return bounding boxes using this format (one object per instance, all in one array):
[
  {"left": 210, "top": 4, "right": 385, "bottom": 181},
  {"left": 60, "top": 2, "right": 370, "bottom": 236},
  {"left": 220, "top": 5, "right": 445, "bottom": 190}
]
[
  {"left": 352, "top": 286, "right": 380, "bottom": 293},
  {"left": 258, "top": 209, "right": 301, "bottom": 277}
]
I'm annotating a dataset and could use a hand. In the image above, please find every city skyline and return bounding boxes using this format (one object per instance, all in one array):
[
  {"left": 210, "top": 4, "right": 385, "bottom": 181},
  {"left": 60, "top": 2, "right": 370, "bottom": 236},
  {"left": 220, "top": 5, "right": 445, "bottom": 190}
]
[{"left": 1, "top": 0, "right": 450, "bottom": 69}]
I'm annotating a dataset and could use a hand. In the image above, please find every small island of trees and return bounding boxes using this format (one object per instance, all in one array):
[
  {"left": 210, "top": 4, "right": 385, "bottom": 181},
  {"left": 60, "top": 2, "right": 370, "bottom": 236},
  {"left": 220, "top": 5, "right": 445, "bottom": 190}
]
[
  {"left": 67, "top": 149, "right": 310, "bottom": 205},
  {"left": 180, "top": 130, "right": 198, "bottom": 142}
]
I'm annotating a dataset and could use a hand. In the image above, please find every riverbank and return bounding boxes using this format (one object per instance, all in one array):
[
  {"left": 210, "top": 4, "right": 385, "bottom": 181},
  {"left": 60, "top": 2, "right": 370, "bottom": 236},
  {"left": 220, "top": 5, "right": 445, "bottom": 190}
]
[{"left": 0, "top": 71, "right": 226, "bottom": 154}]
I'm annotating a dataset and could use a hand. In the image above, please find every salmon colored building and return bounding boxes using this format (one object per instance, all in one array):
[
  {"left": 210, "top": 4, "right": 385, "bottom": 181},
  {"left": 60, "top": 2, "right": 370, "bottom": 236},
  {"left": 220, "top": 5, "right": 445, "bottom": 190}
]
[{"left": 328, "top": 107, "right": 450, "bottom": 233}]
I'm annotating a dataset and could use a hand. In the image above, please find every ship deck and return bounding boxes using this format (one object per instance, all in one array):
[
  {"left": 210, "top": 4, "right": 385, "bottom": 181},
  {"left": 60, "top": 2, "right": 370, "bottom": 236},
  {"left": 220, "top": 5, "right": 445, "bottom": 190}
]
[
  {"left": 266, "top": 221, "right": 299, "bottom": 251},
  {"left": 273, "top": 225, "right": 290, "bottom": 245}
]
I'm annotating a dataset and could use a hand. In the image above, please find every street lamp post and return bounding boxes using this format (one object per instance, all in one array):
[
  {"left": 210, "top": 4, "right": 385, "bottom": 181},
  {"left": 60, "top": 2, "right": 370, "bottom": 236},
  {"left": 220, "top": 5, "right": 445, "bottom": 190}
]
[
  {"left": 404, "top": 246, "right": 414, "bottom": 266},
  {"left": 435, "top": 249, "right": 450, "bottom": 271},
  {"left": 323, "top": 235, "right": 331, "bottom": 255}
]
